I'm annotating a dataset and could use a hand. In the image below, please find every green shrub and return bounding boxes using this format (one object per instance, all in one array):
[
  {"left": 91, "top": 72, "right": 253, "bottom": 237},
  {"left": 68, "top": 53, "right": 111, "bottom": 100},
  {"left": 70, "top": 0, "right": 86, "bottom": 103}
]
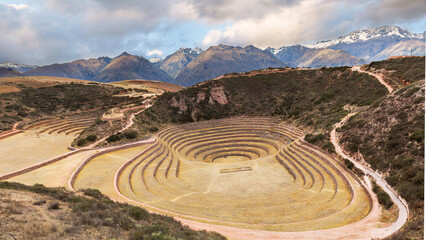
[
  {"left": 385, "top": 175, "right": 399, "bottom": 187},
  {"left": 77, "top": 138, "right": 87, "bottom": 146},
  {"left": 322, "top": 141, "right": 335, "bottom": 153},
  {"left": 85, "top": 134, "right": 97, "bottom": 142},
  {"left": 48, "top": 201, "right": 60, "bottom": 210},
  {"left": 106, "top": 134, "right": 122, "bottom": 142},
  {"left": 82, "top": 189, "right": 105, "bottom": 200},
  {"left": 373, "top": 182, "right": 393, "bottom": 209},
  {"left": 409, "top": 130, "right": 424, "bottom": 143},
  {"left": 149, "top": 126, "right": 159, "bottom": 133},
  {"left": 124, "top": 205, "right": 149, "bottom": 220},
  {"left": 304, "top": 133, "right": 325, "bottom": 144},
  {"left": 124, "top": 130, "right": 138, "bottom": 139},
  {"left": 344, "top": 158, "right": 355, "bottom": 170}
]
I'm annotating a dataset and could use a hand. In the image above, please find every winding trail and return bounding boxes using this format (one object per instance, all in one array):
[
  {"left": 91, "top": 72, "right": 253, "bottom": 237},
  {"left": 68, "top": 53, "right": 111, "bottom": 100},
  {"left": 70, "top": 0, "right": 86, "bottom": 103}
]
[
  {"left": 87, "top": 104, "right": 147, "bottom": 148},
  {"left": 352, "top": 66, "right": 394, "bottom": 93},
  {"left": 330, "top": 114, "right": 409, "bottom": 239},
  {"left": 329, "top": 67, "right": 408, "bottom": 238}
]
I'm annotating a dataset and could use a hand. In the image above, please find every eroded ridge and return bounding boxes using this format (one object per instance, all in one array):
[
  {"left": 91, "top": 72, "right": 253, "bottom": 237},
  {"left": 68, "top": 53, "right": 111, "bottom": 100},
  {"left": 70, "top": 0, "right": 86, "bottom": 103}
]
[{"left": 76, "top": 117, "right": 372, "bottom": 232}]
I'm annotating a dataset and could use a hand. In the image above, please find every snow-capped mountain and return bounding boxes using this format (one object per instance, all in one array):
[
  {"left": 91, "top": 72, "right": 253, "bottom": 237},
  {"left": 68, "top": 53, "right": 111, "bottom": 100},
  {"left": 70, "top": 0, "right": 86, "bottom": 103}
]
[
  {"left": 177, "top": 47, "right": 203, "bottom": 55},
  {"left": 0, "top": 62, "right": 38, "bottom": 73},
  {"left": 149, "top": 57, "right": 162, "bottom": 64},
  {"left": 305, "top": 26, "right": 424, "bottom": 49},
  {"left": 302, "top": 26, "right": 425, "bottom": 61},
  {"left": 159, "top": 47, "right": 203, "bottom": 78}
]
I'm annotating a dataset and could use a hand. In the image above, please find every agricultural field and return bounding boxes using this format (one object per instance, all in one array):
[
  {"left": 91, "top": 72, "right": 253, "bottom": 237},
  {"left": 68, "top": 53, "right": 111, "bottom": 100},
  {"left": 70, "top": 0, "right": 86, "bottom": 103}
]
[
  {"left": 111, "top": 79, "right": 183, "bottom": 98},
  {"left": 71, "top": 117, "right": 373, "bottom": 232},
  {"left": 0, "top": 113, "right": 97, "bottom": 178}
]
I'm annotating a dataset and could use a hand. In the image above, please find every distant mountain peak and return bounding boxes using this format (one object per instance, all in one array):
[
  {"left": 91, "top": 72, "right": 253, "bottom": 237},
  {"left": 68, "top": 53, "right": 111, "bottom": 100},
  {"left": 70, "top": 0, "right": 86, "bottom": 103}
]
[
  {"left": 118, "top": 51, "right": 130, "bottom": 57},
  {"left": 305, "top": 26, "right": 424, "bottom": 49},
  {"left": 0, "top": 62, "right": 38, "bottom": 73},
  {"left": 149, "top": 57, "right": 162, "bottom": 63},
  {"left": 177, "top": 47, "right": 203, "bottom": 55}
]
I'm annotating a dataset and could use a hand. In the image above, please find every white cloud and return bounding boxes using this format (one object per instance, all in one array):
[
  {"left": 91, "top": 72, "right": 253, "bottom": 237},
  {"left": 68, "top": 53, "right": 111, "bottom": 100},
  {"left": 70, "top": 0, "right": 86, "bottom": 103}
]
[
  {"left": 202, "top": 29, "right": 223, "bottom": 46},
  {"left": 202, "top": 0, "right": 335, "bottom": 48},
  {"left": 169, "top": 1, "right": 199, "bottom": 21},
  {"left": 7, "top": 3, "right": 29, "bottom": 10},
  {"left": 147, "top": 49, "right": 163, "bottom": 57}
]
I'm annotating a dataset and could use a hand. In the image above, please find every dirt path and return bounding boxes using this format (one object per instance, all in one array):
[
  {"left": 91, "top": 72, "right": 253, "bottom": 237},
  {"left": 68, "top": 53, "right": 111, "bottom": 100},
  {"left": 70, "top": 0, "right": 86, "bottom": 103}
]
[
  {"left": 330, "top": 113, "right": 409, "bottom": 239},
  {"left": 87, "top": 104, "right": 147, "bottom": 148},
  {"left": 352, "top": 66, "right": 394, "bottom": 93}
]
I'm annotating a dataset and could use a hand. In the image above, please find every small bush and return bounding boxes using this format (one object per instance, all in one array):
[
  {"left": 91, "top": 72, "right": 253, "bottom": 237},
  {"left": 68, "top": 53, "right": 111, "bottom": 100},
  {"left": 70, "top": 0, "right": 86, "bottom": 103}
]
[
  {"left": 409, "top": 130, "right": 424, "bottom": 143},
  {"left": 82, "top": 189, "right": 104, "bottom": 200},
  {"left": 373, "top": 182, "right": 393, "bottom": 209},
  {"left": 125, "top": 205, "right": 149, "bottom": 220},
  {"left": 85, "top": 134, "right": 97, "bottom": 142},
  {"left": 124, "top": 130, "right": 138, "bottom": 139},
  {"left": 48, "top": 201, "right": 60, "bottom": 210},
  {"left": 33, "top": 199, "right": 46, "bottom": 205},
  {"left": 304, "top": 133, "right": 325, "bottom": 144},
  {"left": 148, "top": 126, "right": 159, "bottom": 133},
  {"left": 344, "top": 158, "right": 355, "bottom": 170},
  {"left": 385, "top": 175, "right": 399, "bottom": 187},
  {"left": 77, "top": 138, "right": 87, "bottom": 146},
  {"left": 106, "top": 134, "right": 122, "bottom": 142},
  {"left": 322, "top": 141, "right": 335, "bottom": 153}
]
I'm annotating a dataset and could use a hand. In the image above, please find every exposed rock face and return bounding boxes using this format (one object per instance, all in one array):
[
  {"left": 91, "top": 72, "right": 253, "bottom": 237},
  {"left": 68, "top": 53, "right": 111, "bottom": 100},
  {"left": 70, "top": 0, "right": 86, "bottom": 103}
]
[
  {"left": 174, "top": 45, "right": 285, "bottom": 87},
  {"left": 209, "top": 86, "right": 228, "bottom": 104},
  {"left": 170, "top": 96, "right": 188, "bottom": 114}
]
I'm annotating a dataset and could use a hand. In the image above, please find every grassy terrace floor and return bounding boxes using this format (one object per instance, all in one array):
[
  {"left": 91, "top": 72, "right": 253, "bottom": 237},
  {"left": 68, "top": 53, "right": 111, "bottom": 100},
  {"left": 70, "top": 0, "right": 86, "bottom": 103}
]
[{"left": 72, "top": 117, "right": 372, "bottom": 232}]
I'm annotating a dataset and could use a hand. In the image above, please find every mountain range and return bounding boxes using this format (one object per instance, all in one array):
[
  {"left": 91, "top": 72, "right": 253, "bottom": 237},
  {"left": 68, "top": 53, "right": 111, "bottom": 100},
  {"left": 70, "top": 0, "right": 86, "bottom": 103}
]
[
  {"left": 23, "top": 53, "right": 172, "bottom": 83},
  {"left": 174, "top": 45, "right": 285, "bottom": 86},
  {"left": 0, "top": 26, "right": 423, "bottom": 86},
  {"left": 305, "top": 26, "right": 425, "bottom": 61}
]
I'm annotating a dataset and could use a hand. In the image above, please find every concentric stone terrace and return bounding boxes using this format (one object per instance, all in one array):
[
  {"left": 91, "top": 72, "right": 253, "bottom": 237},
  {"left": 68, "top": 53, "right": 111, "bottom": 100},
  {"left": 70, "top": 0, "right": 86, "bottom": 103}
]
[{"left": 81, "top": 117, "right": 372, "bottom": 231}]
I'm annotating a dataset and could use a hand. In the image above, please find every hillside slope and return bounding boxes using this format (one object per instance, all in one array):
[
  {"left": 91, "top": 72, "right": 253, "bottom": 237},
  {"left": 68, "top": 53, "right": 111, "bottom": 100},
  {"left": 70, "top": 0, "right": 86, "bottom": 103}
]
[
  {"left": 93, "top": 52, "right": 173, "bottom": 83},
  {"left": 174, "top": 45, "right": 285, "bottom": 87},
  {"left": 362, "top": 56, "right": 425, "bottom": 87},
  {"left": 135, "top": 66, "right": 387, "bottom": 136},
  {"left": 24, "top": 57, "right": 112, "bottom": 80},
  {"left": 0, "top": 83, "right": 139, "bottom": 131},
  {"left": 338, "top": 81, "right": 424, "bottom": 239},
  {"left": 0, "top": 182, "right": 225, "bottom": 240},
  {"left": 0, "top": 67, "right": 23, "bottom": 77}
]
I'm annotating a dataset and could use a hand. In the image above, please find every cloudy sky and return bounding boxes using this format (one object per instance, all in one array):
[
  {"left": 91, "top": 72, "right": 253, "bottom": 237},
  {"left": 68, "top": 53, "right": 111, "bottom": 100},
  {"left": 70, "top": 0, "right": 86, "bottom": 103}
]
[{"left": 1, "top": 0, "right": 425, "bottom": 65}]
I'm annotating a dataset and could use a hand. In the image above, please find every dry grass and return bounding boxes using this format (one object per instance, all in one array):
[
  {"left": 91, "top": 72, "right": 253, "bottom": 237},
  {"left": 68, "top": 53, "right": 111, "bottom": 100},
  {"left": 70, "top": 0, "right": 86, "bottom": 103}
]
[
  {"left": 0, "top": 129, "right": 74, "bottom": 176},
  {"left": 0, "top": 76, "right": 93, "bottom": 89},
  {"left": 0, "top": 183, "right": 225, "bottom": 240},
  {"left": 0, "top": 85, "right": 20, "bottom": 93}
]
